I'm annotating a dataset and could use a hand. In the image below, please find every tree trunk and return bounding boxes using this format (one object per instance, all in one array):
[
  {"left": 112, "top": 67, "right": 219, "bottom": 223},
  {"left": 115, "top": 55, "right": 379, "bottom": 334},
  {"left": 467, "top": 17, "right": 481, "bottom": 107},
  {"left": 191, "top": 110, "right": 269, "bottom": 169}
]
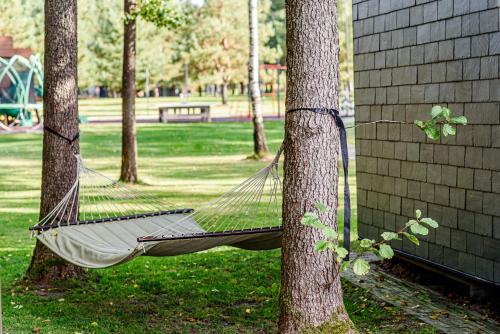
[
  {"left": 221, "top": 81, "right": 228, "bottom": 105},
  {"left": 249, "top": 0, "right": 269, "bottom": 158},
  {"left": 120, "top": 0, "right": 138, "bottom": 183},
  {"left": 278, "top": 0, "right": 355, "bottom": 333},
  {"left": 27, "top": 0, "right": 87, "bottom": 284}
]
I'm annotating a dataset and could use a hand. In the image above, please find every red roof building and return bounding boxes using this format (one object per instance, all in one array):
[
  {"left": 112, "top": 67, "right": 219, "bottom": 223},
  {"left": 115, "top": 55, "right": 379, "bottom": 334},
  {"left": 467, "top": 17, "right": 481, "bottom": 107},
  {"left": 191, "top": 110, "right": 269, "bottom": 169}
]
[{"left": 0, "top": 36, "right": 32, "bottom": 59}]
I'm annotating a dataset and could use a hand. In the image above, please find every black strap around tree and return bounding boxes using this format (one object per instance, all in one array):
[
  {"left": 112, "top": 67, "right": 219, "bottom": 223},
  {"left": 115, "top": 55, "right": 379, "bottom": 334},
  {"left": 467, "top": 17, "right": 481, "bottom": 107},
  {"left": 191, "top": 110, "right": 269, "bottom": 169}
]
[
  {"left": 44, "top": 125, "right": 80, "bottom": 153},
  {"left": 287, "top": 108, "right": 351, "bottom": 257}
]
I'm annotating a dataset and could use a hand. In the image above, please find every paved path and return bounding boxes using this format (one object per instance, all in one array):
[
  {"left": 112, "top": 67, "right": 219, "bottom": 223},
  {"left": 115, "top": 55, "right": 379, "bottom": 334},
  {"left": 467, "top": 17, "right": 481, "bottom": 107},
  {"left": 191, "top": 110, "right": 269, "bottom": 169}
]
[
  {"left": 86, "top": 115, "right": 287, "bottom": 124},
  {"left": 86, "top": 115, "right": 356, "bottom": 124},
  {"left": 342, "top": 261, "right": 500, "bottom": 334}
]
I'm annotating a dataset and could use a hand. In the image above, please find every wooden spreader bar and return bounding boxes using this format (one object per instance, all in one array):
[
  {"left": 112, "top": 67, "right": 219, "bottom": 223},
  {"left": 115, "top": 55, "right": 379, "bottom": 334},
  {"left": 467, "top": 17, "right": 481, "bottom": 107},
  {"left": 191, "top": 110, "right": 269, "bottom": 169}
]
[
  {"left": 137, "top": 226, "right": 283, "bottom": 243},
  {"left": 30, "top": 208, "right": 195, "bottom": 232}
]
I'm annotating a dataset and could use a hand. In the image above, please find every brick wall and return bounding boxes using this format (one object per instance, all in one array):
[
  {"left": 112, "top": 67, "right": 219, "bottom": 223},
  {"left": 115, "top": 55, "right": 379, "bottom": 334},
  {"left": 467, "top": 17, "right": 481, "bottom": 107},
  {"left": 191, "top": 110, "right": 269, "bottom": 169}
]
[{"left": 353, "top": 0, "right": 500, "bottom": 284}]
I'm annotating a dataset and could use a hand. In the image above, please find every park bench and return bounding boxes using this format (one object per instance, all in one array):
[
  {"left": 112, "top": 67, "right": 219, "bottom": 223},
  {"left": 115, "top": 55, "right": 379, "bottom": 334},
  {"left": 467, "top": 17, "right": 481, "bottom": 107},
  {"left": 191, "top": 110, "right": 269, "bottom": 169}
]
[{"left": 158, "top": 103, "right": 211, "bottom": 123}]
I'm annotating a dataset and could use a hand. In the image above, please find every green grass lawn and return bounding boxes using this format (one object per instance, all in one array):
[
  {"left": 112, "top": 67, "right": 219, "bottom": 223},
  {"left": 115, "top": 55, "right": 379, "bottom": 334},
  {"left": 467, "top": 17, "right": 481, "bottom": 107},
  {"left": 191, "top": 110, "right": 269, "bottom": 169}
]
[{"left": 0, "top": 121, "right": 437, "bottom": 333}]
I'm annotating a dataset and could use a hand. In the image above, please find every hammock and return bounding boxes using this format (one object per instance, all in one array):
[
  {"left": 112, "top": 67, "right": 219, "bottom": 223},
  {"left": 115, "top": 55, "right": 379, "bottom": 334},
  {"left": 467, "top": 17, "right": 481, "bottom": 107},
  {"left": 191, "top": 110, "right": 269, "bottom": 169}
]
[
  {"left": 32, "top": 108, "right": 350, "bottom": 269},
  {"left": 31, "top": 149, "right": 284, "bottom": 269}
]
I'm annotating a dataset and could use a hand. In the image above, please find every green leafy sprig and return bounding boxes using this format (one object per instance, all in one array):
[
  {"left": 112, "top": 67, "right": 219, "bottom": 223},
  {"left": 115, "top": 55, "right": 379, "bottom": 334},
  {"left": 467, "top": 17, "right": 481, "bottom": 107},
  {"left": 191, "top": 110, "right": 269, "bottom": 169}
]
[
  {"left": 414, "top": 105, "right": 467, "bottom": 140},
  {"left": 301, "top": 206, "right": 439, "bottom": 276}
]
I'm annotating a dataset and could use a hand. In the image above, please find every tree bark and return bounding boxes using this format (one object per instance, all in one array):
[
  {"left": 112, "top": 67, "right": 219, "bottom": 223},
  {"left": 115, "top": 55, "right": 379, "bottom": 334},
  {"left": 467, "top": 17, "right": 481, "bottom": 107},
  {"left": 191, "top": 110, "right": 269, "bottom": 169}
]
[
  {"left": 120, "top": 0, "right": 138, "bottom": 183},
  {"left": 249, "top": 0, "right": 269, "bottom": 158},
  {"left": 27, "top": 0, "right": 87, "bottom": 284},
  {"left": 221, "top": 81, "right": 228, "bottom": 105},
  {"left": 279, "top": 1, "right": 355, "bottom": 333}
]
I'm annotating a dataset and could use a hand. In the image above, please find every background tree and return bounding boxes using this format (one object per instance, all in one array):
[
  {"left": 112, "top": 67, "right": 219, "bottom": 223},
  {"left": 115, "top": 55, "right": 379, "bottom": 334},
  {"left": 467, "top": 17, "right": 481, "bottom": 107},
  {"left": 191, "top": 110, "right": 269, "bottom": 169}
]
[
  {"left": 79, "top": 0, "right": 123, "bottom": 95},
  {"left": 264, "top": 0, "right": 286, "bottom": 65},
  {"left": 0, "top": 0, "right": 44, "bottom": 53},
  {"left": 27, "top": 0, "right": 87, "bottom": 284},
  {"left": 121, "top": 0, "right": 139, "bottom": 182},
  {"left": 338, "top": 0, "right": 354, "bottom": 97},
  {"left": 136, "top": 22, "right": 177, "bottom": 94},
  {"left": 179, "top": 0, "right": 248, "bottom": 105},
  {"left": 249, "top": 0, "right": 269, "bottom": 158},
  {"left": 120, "top": 0, "right": 181, "bottom": 183},
  {"left": 279, "top": 0, "right": 355, "bottom": 333},
  {"left": 175, "top": 0, "right": 281, "bottom": 103}
]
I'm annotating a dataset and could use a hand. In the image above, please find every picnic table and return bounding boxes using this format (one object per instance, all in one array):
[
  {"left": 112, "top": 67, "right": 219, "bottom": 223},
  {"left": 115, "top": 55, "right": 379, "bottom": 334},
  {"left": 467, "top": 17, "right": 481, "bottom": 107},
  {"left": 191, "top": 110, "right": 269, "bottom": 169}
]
[{"left": 158, "top": 103, "right": 211, "bottom": 123}]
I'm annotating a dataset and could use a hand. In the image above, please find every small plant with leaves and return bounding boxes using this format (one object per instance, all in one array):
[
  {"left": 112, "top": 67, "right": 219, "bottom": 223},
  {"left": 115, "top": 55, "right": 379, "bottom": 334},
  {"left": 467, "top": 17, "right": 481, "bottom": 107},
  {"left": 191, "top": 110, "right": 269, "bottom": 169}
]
[
  {"left": 301, "top": 205, "right": 439, "bottom": 276},
  {"left": 414, "top": 105, "right": 467, "bottom": 140}
]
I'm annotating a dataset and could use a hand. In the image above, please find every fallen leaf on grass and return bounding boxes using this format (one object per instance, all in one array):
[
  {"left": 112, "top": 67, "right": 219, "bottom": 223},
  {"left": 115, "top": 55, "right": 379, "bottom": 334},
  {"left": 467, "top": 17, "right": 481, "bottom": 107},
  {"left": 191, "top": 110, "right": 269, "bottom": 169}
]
[{"left": 430, "top": 309, "right": 449, "bottom": 320}]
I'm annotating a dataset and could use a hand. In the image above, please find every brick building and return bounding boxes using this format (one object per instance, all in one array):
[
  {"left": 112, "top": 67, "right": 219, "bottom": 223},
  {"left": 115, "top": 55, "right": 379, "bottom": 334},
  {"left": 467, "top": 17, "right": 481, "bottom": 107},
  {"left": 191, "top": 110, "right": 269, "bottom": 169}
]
[
  {"left": 0, "top": 36, "right": 32, "bottom": 58},
  {"left": 353, "top": 0, "right": 500, "bottom": 286}
]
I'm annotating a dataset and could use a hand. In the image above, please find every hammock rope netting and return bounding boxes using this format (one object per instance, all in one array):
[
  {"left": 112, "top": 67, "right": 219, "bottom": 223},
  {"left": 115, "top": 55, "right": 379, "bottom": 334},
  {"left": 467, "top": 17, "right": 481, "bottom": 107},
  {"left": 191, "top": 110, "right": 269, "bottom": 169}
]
[{"left": 32, "top": 108, "right": 350, "bottom": 269}]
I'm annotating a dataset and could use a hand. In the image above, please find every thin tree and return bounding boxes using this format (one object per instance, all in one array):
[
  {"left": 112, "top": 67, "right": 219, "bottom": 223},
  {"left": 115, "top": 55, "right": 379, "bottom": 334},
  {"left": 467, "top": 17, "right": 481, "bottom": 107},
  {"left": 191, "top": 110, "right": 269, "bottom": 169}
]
[
  {"left": 120, "top": 0, "right": 180, "bottom": 183},
  {"left": 27, "top": 0, "right": 87, "bottom": 283},
  {"left": 120, "top": 0, "right": 138, "bottom": 183},
  {"left": 279, "top": 0, "right": 355, "bottom": 332},
  {"left": 221, "top": 80, "right": 229, "bottom": 105},
  {"left": 248, "top": 0, "right": 269, "bottom": 158}
]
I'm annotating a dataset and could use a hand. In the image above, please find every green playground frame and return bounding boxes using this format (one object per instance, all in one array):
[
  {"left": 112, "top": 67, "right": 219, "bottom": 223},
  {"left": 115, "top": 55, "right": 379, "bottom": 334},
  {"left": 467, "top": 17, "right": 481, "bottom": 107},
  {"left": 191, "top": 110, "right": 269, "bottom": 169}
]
[{"left": 0, "top": 54, "right": 43, "bottom": 128}]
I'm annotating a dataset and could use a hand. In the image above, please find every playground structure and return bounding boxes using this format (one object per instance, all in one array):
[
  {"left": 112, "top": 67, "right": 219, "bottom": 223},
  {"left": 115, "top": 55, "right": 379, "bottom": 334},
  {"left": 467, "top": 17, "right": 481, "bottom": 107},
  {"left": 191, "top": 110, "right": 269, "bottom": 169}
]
[
  {"left": 259, "top": 63, "right": 354, "bottom": 118},
  {"left": 0, "top": 36, "right": 43, "bottom": 130},
  {"left": 259, "top": 63, "right": 286, "bottom": 118}
]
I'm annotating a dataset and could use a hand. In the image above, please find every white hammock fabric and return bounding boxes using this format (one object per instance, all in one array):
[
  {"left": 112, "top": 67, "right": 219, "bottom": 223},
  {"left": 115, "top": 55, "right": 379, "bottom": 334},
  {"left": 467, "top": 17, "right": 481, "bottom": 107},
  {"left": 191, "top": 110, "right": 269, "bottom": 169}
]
[{"left": 32, "top": 149, "right": 283, "bottom": 269}]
